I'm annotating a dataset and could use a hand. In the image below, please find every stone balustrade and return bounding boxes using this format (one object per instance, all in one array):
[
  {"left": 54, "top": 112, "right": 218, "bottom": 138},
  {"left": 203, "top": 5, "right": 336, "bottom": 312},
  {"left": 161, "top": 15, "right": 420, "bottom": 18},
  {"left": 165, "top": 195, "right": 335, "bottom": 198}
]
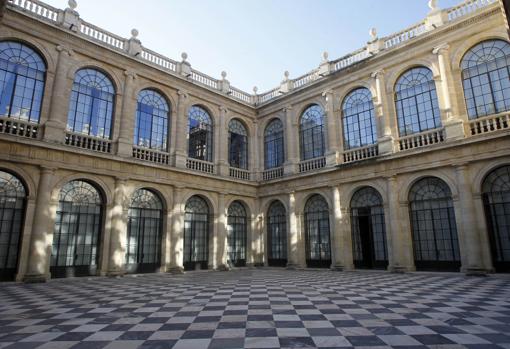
[
  {"left": 447, "top": 0, "right": 496, "bottom": 21},
  {"left": 343, "top": 144, "right": 379, "bottom": 163},
  {"left": 397, "top": 128, "right": 445, "bottom": 151},
  {"left": 65, "top": 132, "right": 112, "bottom": 153},
  {"left": 299, "top": 157, "right": 326, "bottom": 173},
  {"left": 468, "top": 112, "right": 510, "bottom": 136},
  {"left": 263, "top": 167, "right": 284, "bottom": 181},
  {"left": 186, "top": 158, "right": 215, "bottom": 174},
  {"left": 132, "top": 146, "right": 169, "bottom": 165},
  {"left": 229, "top": 167, "right": 250, "bottom": 181},
  {"left": 0, "top": 116, "right": 39, "bottom": 139}
]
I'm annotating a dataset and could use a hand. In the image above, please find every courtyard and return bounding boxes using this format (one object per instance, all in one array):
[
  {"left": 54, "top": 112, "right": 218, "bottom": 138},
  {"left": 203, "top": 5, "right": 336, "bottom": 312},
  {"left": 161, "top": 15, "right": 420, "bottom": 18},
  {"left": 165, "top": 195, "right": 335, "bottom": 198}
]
[{"left": 0, "top": 270, "right": 509, "bottom": 349}]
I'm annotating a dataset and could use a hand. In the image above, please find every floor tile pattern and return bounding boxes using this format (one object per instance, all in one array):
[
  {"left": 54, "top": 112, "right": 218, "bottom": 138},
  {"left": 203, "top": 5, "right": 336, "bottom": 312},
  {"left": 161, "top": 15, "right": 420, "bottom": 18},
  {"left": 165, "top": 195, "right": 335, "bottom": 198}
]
[{"left": 1, "top": 269, "right": 510, "bottom": 348}]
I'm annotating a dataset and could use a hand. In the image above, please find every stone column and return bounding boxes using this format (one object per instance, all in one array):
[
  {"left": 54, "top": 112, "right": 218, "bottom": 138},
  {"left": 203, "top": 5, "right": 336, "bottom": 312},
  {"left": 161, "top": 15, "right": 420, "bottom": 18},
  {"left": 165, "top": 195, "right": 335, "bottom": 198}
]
[
  {"left": 287, "top": 191, "right": 305, "bottom": 268},
  {"left": 371, "top": 70, "right": 394, "bottom": 154},
  {"left": 217, "top": 106, "right": 229, "bottom": 176},
  {"left": 168, "top": 186, "right": 185, "bottom": 273},
  {"left": 174, "top": 91, "right": 189, "bottom": 168},
  {"left": 323, "top": 90, "right": 340, "bottom": 166},
  {"left": 433, "top": 44, "right": 465, "bottom": 140},
  {"left": 215, "top": 193, "right": 228, "bottom": 270},
  {"left": 23, "top": 167, "right": 55, "bottom": 282},
  {"left": 43, "top": 45, "right": 74, "bottom": 143},
  {"left": 161, "top": 188, "right": 173, "bottom": 272},
  {"left": 386, "top": 176, "right": 413, "bottom": 272},
  {"left": 283, "top": 106, "right": 298, "bottom": 174},
  {"left": 116, "top": 70, "right": 138, "bottom": 157},
  {"left": 107, "top": 177, "right": 128, "bottom": 276},
  {"left": 455, "top": 164, "right": 487, "bottom": 274},
  {"left": 252, "top": 120, "right": 260, "bottom": 181},
  {"left": 329, "top": 186, "right": 345, "bottom": 269}
]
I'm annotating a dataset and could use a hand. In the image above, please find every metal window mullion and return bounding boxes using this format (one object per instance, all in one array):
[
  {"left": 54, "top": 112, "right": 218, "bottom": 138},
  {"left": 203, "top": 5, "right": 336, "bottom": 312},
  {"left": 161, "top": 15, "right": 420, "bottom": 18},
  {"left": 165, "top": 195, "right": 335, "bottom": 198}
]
[
  {"left": 70, "top": 91, "right": 81, "bottom": 132},
  {"left": 1, "top": 201, "right": 16, "bottom": 268},
  {"left": 6, "top": 72, "right": 19, "bottom": 118}
]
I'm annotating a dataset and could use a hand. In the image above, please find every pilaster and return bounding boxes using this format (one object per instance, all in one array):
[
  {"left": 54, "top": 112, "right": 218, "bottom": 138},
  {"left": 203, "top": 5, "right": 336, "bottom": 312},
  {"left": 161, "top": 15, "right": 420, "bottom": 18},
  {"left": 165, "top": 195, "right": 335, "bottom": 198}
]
[
  {"left": 168, "top": 186, "right": 185, "bottom": 273},
  {"left": 323, "top": 90, "right": 340, "bottom": 166},
  {"left": 23, "top": 167, "right": 55, "bottom": 282},
  {"left": 215, "top": 192, "right": 228, "bottom": 270},
  {"left": 283, "top": 106, "right": 298, "bottom": 174},
  {"left": 116, "top": 70, "right": 138, "bottom": 157},
  {"left": 217, "top": 106, "right": 229, "bottom": 176},
  {"left": 287, "top": 191, "right": 305, "bottom": 268},
  {"left": 107, "top": 177, "right": 128, "bottom": 276},
  {"left": 174, "top": 90, "right": 189, "bottom": 168},
  {"left": 455, "top": 165, "right": 489, "bottom": 275},
  {"left": 43, "top": 45, "right": 74, "bottom": 143},
  {"left": 371, "top": 69, "right": 395, "bottom": 155}
]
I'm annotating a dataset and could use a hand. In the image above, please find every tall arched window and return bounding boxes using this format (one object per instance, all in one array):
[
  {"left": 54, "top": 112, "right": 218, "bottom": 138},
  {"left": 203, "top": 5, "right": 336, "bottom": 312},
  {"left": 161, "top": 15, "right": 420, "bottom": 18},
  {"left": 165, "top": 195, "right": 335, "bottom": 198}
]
[
  {"left": 264, "top": 119, "right": 284, "bottom": 169},
  {"left": 0, "top": 171, "right": 26, "bottom": 281},
  {"left": 395, "top": 67, "right": 441, "bottom": 136},
  {"left": 342, "top": 88, "right": 377, "bottom": 149},
  {"left": 67, "top": 69, "right": 115, "bottom": 138},
  {"left": 300, "top": 104, "right": 325, "bottom": 161},
  {"left": 134, "top": 89, "right": 169, "bottom": 151},
  {"left": 228, "top": 119, "right": 248, "bottom": 169},
  {"left": 350, "top": 187, "right": 388, "bottom": 269},
  {"left": 227, "top": 201, "right": 247, "bottom": 267},
  {"left": 304, "top": 194, "right": 331, "bottom": 268},
  {"left": 188, "top": 106, "right": 213, "bottom": 162},
  {"left": 461, "top": 40, "right": 510, "bottom": 119},
  {"left": 409, "top": 177, "right": 460, "bottom": 271},
  {"left": 126, "top": 189, "right": 163, "bottom": 274},
  {"left": 482, "top": 166, "right": 510, "bottom": 272},
  {"left": 0, "top": 41, "right": 46, "bottom": 123},
  {"left": 51, "top": 180, "right": 103, "bottom": 278},
  {"left": 184, "top": 196, "right": 210, "bottom": 270},
  {"left": 267, "top": 201, "right": 287, "bottom": 267}
]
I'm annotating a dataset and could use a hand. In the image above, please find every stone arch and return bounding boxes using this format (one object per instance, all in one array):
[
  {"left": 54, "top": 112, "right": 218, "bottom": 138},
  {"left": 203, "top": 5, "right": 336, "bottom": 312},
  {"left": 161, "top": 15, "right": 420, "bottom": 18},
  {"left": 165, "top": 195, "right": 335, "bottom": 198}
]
[
  {"left": 452, "top": 32, "right": 510, "bottom": 70},
  {"left": 0, "top": 165, "right": 36, "bottom": 199},
  {"left": 386, "top": 60, "right": 439, "bottom": 94},
  {"left": 66, "top": 61, "right": 122, "bottom": 94},
  {"left": 399, "top": 170, "right": 458, "bottom": 203},
  {"left": 0, "top": 35, "right": 55, "bottom": 72},
  {"left": 51, "top": 173, "right": 112, "bottom": 206}
]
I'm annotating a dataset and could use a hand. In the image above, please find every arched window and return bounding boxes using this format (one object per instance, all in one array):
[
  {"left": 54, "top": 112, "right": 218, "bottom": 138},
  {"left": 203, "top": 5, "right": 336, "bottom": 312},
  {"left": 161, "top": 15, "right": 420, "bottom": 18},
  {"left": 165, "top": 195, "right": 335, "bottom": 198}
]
[
  {"left": 304, "top": 194, "right": 331, "bottom": 268},
  {"left": 300, "top": 104, "right": 325, "bottom": 161},
  {"left": 482, "top": 166, "right": 510, "bottom": 272},
  {"left": 409, "top": 177, "right": 460, "bottom": 271},
  {"left": 0, "top": 171, "right": 26, "bottom": 281},
  {"left": 342, "top": 88, "right": 377, "bottom": 149},
  {"left": 395, "top": 67, "right": 441, "bottom": 136},
  {"left": 51, "top": 180, "right": 103, "bottom": 278},
  {"left": 228, "top": 119, "right": 248, "bottom": 169},
  {"left": 264, "top": 119, "right": 284, "bottom": 169},
  {"left": 126, "top": 189, "right": 163, "bottom": 274},
  {"left": 67, "top": 68, "right": 115, "bottom": 138},
  {"left": 0, "top": 41, "right": 46, "bottom": 123},
  {"left": 227, "top": 201, "right": 247, "bottom": 267},
  {"left": 134, "top": 89, "right": 169, "bottom": 151},
  {"left": 267, "top": 201, "right": 287, "bottom": 267},
  {"left": 188, "top": 106, "right": 213, "bottom": 162},
  {"left": 184, "top": 196, "right": 210, "bottom": 270},
  {"left": 461, "top": 40, "right": 510, "bottom": 119},
  {"left": 350, "top": 187, "right": 388, "bottom": 269}
]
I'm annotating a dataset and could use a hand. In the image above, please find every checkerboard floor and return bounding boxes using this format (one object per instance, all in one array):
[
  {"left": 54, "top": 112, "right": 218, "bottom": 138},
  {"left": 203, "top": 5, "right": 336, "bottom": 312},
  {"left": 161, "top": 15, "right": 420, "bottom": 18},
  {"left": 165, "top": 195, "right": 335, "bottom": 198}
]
[{"left": 1, "top": 269, "right": 510, "bottom": 349}]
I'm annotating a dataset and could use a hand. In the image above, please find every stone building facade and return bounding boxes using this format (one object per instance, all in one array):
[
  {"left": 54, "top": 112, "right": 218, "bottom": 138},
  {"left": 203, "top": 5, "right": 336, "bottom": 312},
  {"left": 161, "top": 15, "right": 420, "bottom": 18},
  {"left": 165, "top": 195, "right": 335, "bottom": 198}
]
[{"left": 0, "top": 0, "right": 509, "bottom": 282}]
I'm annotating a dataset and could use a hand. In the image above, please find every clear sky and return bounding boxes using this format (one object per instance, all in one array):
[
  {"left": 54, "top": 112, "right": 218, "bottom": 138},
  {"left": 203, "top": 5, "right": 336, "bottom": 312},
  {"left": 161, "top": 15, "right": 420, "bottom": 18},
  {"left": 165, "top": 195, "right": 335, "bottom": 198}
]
[{"left": 43, "top": 0, "right": 461, "bottom": 93}]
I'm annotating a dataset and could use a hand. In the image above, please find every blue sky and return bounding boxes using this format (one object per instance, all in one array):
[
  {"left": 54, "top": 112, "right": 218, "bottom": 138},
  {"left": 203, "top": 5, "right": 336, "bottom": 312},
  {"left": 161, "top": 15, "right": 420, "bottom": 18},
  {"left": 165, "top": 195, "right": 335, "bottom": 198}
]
[{"left": 44, "top": 0, "right": 461, "bottom": 92}]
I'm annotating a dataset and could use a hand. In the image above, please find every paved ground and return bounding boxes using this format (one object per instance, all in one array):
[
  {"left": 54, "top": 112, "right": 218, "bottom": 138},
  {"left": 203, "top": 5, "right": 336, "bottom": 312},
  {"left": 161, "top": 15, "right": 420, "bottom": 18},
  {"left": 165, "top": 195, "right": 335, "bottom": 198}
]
[{"left": 0, "top": 269, "right": 510, "bottom": 349}]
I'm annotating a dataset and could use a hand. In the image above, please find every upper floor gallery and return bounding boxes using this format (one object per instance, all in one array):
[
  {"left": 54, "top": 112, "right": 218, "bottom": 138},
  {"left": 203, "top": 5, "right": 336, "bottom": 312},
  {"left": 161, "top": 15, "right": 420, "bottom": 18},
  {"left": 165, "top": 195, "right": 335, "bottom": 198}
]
[{"left": 0, "top": 0, "right": 508, "bottom": 182}]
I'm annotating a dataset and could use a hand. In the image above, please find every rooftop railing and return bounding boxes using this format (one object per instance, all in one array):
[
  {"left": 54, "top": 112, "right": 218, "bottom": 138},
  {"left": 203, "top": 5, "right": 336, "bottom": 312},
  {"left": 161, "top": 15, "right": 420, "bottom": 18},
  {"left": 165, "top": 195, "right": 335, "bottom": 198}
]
[{"left": 6, "top": 0, "right": 499, "bottom": 106}]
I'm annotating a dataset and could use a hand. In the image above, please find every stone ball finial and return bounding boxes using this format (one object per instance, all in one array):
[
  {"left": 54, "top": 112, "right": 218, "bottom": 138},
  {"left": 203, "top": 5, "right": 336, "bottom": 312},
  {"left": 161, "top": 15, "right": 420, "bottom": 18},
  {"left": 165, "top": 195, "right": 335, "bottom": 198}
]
[
  {"left": 221, "top": 71, "right": 227, "bottom": 79},
  {"left": 284, "top": 71, "right": 290, "bottom": 79},
  {"left": 369, "top": 28, "right": 377, "bottom": 41},
  {"left": 322, "top": 51, "right": 329, "bottom": 61},
  {"left": 68, "top": 0, "right": 77, "bottom": 10},
  {"left": 428, "top": 0, "right": 438, "bottom": 11},
  {"left": 131, "top": 28, "right": 139, "bottom": 38},
  {"left": 181, "top": 52, "right": 188, "bottom": 62},
  {"left": 253, "top": 86, "right": 258, "bottom": 94}
]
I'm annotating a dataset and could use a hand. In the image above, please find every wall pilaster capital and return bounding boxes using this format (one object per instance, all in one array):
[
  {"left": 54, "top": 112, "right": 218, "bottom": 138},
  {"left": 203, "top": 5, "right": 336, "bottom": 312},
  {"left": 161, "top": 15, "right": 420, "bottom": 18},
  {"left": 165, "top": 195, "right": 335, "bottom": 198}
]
[
  {"left": 454, "top": 162, "right": 470, "bottom": 171},
  {"left": 283, "top": 105, "right": 292, "bottom": 113},
  {"left": 432, "top": 43, "right": 450, "bottom": 55},
  {"left": 56, "top": 44, "right": 74, "bottom": 57},
  {"left": 371, "top": 69, "right": 385, "bottom": 79},
  {"left": 322, "top": 89, "right": 334, "bottom": 99},
  {"left": 219, "top": 106, "right": 228, "bottom": 115},
  {"left": 177, "top": 90, "right": 189, "bottom": 99},
  {"left": 114, "top": 175, "right": 129, "bottom": 183},
  {"left": 123, "top": 69, "right": 137, "bottom": 80},
  {"left": 39, "top": 165, "right": 56, "bottom": 174}
]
